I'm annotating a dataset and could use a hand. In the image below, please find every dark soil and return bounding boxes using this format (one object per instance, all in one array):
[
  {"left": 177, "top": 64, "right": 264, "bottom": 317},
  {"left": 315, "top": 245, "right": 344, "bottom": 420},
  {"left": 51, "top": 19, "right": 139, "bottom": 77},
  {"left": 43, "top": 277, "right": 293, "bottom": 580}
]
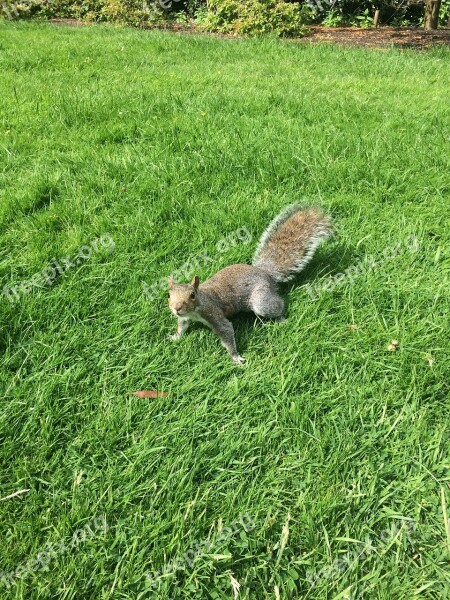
[
  {"left": 300, "top": 25, "right": 450, "bottom": 49},
  {"left": 49, "top": 18, "right": 89, "bottom": 27}
]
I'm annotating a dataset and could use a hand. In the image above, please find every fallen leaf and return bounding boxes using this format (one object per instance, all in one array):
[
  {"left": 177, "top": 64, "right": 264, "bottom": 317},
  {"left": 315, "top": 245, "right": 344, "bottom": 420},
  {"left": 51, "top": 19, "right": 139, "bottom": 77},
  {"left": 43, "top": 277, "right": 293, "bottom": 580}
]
[{"left": 132, "top": 390, "right": 168, "bottom": 398}]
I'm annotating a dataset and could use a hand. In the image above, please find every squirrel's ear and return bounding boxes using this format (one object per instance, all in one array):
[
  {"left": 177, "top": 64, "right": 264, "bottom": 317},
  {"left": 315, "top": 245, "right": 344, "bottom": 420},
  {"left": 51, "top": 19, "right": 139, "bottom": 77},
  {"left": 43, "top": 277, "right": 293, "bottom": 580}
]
[
  {"left": 191, "top": 275, "right": 200, "bottom": 290},
  {"left": 168, "top": 276, "right": 174, "bottom": 288}
]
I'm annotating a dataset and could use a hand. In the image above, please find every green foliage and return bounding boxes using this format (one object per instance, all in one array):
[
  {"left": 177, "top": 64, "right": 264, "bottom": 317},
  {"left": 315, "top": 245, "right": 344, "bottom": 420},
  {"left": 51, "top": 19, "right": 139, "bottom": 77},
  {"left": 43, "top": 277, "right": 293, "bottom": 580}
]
[
  {"left": 439, "top": 0, "right": 450, "bottom": 24},
  {"left": 321, "top": 8, "right": 347, "bottom": 26},
  {"left": 6, "top": 0, "right": 103, "bottom": 20},
  {"left": 198, "top": 0, "right": 306, "bottom": 37},
  {"left": 0, "top": 0, "right": 43, "bottom": 20},
  {"left": 354, "top": 7, "right": 374, "bottom": 27},
  {"left": 185, "top": 0, "right": 208, "bottom": 18},
  {"left": 317, "top": 0, "right": 449, "bottom": 28},
  {"left": 2, "top": 0, "right": 448, "bottom": 30},
  {"left": 1, "top": 0, "right": 168, "bottom": 25},
  {"left": 174, "top": 10, "right": 190, "bottom": 24}
]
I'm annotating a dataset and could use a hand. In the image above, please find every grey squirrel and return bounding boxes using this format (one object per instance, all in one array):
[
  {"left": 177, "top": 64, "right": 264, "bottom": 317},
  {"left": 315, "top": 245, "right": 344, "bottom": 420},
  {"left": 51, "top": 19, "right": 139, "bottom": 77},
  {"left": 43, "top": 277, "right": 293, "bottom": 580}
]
[{"left": 168, "top": 205, "right": 332, "bottom": 364}]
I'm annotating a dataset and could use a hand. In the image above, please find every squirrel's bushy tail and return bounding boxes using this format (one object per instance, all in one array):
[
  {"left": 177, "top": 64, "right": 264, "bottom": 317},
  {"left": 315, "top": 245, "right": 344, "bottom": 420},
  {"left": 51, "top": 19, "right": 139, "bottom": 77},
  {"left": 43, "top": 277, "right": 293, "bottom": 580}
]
[{"left": 252, "top": 204, "right": 332, "bottom": 282}]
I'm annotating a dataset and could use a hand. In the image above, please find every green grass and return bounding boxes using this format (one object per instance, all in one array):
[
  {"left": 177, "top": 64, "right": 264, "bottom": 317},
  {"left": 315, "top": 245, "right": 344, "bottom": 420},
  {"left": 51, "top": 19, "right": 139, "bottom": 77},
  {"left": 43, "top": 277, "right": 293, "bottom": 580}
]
[{"left": 0, "top": 20, "right": 449, "bottom": 599}]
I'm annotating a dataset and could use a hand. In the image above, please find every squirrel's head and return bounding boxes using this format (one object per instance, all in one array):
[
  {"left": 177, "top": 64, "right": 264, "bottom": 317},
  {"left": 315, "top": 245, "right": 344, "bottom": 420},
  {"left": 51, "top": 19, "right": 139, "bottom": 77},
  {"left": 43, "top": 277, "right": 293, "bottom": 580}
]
[{"left": 167, "top": 275, "right": 200, "bottom": 317}]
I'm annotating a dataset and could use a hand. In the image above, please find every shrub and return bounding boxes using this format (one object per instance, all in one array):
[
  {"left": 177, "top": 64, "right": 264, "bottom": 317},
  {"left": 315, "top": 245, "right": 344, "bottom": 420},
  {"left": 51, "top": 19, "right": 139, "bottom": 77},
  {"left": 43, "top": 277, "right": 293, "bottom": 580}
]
[
  {"left": 315, "top": 0, "right": 447, "bottom": 28},
  {"left": 198, "top": 0, "right": 306, "bottom": 37},
  {"left": 27, "top": 0, "right": 105, "bottom": 20},
  {"left": 1, "top": 0, "right": 446, "bottom": 28},
  {"left": 1, "top": 0, "right": 45, "bottom": 20},
  {"left": 1, "top": 0, "right": 168, "bottom": 25}
]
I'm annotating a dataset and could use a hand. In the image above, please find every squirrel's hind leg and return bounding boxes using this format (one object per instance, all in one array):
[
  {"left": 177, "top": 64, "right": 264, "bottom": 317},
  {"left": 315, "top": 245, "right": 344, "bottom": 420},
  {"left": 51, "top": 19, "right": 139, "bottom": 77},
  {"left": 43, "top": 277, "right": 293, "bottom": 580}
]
[{"left": 249, "top": 285, "right": 284, "bottom": 320}]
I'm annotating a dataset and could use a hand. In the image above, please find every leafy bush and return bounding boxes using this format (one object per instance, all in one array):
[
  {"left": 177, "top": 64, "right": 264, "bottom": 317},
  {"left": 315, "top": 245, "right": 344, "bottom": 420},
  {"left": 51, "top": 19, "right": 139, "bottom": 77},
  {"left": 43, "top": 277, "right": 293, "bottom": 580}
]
[
  {"left": 1, "top": 0, "right": 44, "bottom": 20},
  {"left": 315, "top": 0, "right": 448, "bottom": 28},
  {"left": 1, "top": 0, "right": 169, "bottom": 25},
  {"left": 198, "top": 0, "right": 306, "bottom": 37},
  {"left": 321, "top": 8, "right": 348, "bottom": 26},
  {"left": 2, "top": 0, "right": 446, "bottom": 29},
  {"left": 353, "top": 7, "right": 374, "bottom": 26},
  {"left": 439, "top": 0, "right": 450, "bottom": 24}
]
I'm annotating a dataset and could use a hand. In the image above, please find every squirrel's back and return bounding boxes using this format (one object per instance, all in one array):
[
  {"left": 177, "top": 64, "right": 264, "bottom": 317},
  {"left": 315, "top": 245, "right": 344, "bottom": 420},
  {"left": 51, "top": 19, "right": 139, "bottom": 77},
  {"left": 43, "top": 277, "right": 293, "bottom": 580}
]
[
  {"left": 200, "top": 264, "right": 275, "bottom": 317},
  {"left": 252, "top": 205, "right": 332, "bottom": 282}
]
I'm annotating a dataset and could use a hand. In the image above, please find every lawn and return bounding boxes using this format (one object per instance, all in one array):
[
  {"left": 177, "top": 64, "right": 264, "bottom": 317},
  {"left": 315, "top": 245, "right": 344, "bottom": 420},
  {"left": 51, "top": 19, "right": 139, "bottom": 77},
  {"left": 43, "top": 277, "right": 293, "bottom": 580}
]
[{"left": 0, "top": 21, "right": 449, "bottom": 599}]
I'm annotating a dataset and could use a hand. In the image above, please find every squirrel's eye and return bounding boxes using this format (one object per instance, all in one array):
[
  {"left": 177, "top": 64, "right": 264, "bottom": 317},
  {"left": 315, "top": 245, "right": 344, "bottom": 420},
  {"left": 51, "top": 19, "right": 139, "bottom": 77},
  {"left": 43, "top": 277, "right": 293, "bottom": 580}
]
[{"left": 190, "top": 292, "right": 195, "bottom": 299}]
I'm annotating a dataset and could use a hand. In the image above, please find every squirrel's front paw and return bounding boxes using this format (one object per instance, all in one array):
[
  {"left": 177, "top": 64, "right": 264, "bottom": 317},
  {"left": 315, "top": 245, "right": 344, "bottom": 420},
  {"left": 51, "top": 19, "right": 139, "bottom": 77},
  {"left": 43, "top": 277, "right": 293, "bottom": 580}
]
[
  {"left": 168, "top": 333, "right": 181, "bottom": 342},
  {"left": 232, "top": 354, "right": 245, "bottom": 366}
]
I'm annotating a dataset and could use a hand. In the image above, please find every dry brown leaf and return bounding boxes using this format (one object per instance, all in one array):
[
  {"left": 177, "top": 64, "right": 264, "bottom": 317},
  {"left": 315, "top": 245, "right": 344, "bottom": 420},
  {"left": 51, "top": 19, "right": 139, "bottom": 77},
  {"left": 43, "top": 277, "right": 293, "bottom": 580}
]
[{"left": 132, "top": 390, "right": 168, "bottom": 398}]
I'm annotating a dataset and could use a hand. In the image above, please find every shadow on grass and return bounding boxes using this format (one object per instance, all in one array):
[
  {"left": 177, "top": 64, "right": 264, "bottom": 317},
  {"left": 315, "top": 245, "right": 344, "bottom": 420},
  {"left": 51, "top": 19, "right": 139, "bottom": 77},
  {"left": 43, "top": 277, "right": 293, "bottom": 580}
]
[{"left": 229, "top": 241, "right": 356, "bottom": 354}]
